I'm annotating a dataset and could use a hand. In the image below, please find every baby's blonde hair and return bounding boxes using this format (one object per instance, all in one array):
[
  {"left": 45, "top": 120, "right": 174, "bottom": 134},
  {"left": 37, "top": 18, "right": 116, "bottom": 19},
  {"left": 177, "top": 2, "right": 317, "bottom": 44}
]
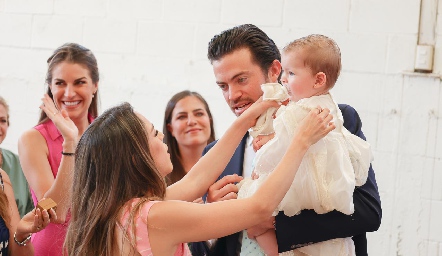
[{"left": 283, "top": 34, "right": 341, "bottom": 89}]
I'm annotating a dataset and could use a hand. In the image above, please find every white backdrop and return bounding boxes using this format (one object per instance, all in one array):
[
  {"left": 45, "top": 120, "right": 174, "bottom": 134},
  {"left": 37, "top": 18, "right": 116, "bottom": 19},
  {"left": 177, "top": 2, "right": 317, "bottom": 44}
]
[{"left": 1, "top": 0, "right": 442, "bottom": 255}]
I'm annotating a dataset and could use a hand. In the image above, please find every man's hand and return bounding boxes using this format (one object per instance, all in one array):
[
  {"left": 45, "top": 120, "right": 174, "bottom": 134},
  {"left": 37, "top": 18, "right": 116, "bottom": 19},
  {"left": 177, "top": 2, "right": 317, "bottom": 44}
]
[
  {"left": 206, "top": 174, "right": 243, "bottom": 203},
  {"left": 246, "top": 216, "right": 275, "bottom": 239}
]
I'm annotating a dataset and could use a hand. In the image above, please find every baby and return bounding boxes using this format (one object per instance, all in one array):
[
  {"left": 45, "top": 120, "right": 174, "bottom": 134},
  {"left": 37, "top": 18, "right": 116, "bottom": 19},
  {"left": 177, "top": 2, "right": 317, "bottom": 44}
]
[{"left": 238, "top": 34, "right": 373, "bottom": 256}]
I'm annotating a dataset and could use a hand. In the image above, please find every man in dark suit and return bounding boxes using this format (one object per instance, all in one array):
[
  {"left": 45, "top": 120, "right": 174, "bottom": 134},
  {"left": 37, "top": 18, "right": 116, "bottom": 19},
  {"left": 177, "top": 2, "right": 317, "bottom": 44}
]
[{"left": 192, "top": 24, "right": 381, "bottom": 256}]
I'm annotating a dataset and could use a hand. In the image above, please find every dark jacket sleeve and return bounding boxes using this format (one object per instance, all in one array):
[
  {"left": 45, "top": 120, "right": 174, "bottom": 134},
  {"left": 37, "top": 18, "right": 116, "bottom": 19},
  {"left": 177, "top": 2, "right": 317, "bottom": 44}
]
[{"left": 275, "top": 104, "right": 382, "bottom": 256}]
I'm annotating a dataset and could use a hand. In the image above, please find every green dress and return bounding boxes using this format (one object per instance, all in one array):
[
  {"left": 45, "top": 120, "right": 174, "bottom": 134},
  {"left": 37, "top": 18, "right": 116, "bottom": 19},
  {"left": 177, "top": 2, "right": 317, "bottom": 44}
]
[{"left": 1, "top": 148, "right": 34, "bottom": 217}]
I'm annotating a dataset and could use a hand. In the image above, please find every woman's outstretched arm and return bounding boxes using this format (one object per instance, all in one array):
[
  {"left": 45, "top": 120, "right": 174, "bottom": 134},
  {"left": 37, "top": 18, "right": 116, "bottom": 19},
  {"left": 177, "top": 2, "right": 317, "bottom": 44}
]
[
  {"left": 149, "top": 108, "right": 335, "bottom": 255},
  {"left": 165, "top": 98, "right": 279, "bottom": 201}
]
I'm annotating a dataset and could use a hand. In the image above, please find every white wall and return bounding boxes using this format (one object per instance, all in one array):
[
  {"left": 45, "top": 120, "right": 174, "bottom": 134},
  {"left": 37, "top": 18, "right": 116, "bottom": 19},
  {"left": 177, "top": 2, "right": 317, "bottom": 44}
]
[{"left": 0, "top": 0, "right": 441, "bottom": 255}]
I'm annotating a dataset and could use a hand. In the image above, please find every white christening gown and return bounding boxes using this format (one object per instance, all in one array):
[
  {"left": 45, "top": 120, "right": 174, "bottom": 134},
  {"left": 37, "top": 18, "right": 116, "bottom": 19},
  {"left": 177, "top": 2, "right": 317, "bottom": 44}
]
[{"left": 238, "top": 90, "right": 373, "bottom": 256}]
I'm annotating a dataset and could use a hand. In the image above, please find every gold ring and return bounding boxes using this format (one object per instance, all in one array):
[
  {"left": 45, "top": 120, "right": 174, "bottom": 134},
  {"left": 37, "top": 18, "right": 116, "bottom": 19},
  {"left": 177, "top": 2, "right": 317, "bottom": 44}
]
[{"left": 317, "top": 107, "right": 322, "bottom": 114}]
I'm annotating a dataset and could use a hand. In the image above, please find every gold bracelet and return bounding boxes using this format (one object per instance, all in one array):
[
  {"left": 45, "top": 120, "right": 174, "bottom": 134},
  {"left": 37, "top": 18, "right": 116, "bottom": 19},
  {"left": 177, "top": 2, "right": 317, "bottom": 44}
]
[{"left": 14, "top": 232, "right": 32, "bottom": 246}]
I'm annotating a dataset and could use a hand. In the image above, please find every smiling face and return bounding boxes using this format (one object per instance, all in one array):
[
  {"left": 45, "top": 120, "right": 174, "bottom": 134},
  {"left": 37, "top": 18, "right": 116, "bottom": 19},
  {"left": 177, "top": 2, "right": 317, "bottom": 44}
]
[
  {"left": 49, "top": 62, "right": 98, "bottom": 122},
  {"left": 280, "top": 50, "right": 318, "bottom": 102},
  {"left": 212, "top": 48, "right": 280, "bottom": 117},
  {"left": 137, "top": 113, "right": 173, "bottom": 178},
  {"left": 167, "top": 96, "right": 211, "bottom": 149},
  {"left": 0, "top": 104, "right": 8, "bottom": 144}
]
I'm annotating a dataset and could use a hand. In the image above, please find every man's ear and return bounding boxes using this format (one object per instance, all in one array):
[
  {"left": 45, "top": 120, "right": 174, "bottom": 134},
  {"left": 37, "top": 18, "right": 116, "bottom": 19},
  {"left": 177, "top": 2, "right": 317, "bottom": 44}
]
[
  {"left": 267, "top": 60, "right": 282, "bottom": 83},
  {"left": 314, "top": 72, "right": 327, "bottom": 89}
]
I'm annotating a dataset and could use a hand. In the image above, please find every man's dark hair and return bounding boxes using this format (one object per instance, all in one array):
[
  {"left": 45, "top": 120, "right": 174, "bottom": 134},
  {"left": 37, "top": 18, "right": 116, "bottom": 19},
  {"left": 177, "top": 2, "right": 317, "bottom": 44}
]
[{"left": 207, "top": 24, "right": 281, "bottom": 74}]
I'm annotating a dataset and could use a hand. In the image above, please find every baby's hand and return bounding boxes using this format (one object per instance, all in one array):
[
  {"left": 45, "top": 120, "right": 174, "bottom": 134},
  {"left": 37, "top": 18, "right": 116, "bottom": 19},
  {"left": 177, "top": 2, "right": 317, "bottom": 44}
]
[
  {"left": 252, "top": 133, "right": 275, "bottom": 152},
  {"left": 272, "top": 99, "right": 289, "bottom": 119}
]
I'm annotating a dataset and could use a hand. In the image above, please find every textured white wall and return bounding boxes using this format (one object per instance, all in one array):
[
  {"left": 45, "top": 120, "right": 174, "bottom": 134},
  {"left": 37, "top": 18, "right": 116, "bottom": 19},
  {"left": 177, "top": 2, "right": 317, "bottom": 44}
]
[{"left": 0, "top": 0, "right": 441, "bottom": 255}]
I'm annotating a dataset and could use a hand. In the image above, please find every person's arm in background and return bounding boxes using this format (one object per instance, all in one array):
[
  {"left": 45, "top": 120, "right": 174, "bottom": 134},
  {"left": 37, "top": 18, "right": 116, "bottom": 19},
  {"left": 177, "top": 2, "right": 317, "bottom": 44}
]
[
  {"left": 274, "top": 104, "right": 382, "bottom": 254},
  {"left": 1, "top": 169, "right": 54, "bottom": 256}
]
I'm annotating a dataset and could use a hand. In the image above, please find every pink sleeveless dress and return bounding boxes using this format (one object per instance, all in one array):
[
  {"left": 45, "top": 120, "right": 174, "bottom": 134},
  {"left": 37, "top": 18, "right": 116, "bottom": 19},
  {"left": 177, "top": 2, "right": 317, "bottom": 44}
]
[
  {"left": 31, "top": 117, "right": 93, "bottom": 255},
  {"left": 120, "top": 199, "right": 192, "bottom": 256}
]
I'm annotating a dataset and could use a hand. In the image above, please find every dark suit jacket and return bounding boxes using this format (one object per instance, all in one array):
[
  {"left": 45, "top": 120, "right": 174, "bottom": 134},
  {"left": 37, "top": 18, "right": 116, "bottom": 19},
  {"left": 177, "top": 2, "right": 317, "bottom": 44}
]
[{"left": 191, "top": 104, "right": 382, "bottom": 256}]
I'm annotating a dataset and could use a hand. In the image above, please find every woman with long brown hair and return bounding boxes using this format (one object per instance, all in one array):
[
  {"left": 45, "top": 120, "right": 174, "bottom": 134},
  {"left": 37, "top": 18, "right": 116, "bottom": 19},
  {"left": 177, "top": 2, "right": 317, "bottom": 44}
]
[
  {"left": 65, "top": 100, "right": 334, "bottom": 255},
  {"left": 18, "top": 43, "right": 100, "bottom": 255}
]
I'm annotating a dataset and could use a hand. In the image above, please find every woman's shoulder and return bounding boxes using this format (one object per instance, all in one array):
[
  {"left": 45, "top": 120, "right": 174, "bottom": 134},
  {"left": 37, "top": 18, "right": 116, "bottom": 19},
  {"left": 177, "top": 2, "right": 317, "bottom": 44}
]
[
  {"left": 121, "top": 199, "right": 160, "bottom": 219},
  {"left": 125, "top": 198, "right": 160, "bottom": 206},
  {"left": 0, "top": 148, "right": 18, "bottom": 160},
  {"left": 18, "top": 128, "right": 47, "bottom": 149},
  {"left": 20, "top": 121, "right": 58, "bottom": 144},
  {"left": 118, "top": 199, "right": 161, "bottom": 255},
  {"left": 20, "top": 127, "right": 45, "bottom": 141}
]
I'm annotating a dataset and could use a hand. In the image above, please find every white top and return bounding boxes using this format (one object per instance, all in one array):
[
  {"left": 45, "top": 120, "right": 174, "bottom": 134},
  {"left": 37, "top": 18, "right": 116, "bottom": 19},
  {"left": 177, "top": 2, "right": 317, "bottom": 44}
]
[
  {"left": 242, "top": 134, "right": 255, "bottom": 178},
  {"left": 249, "top": 83, "right": 289, "bottom": 138}
]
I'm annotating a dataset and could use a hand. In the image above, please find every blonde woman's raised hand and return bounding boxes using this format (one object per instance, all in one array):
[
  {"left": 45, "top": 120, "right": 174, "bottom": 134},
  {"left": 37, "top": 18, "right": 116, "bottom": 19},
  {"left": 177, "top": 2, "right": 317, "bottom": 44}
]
[{"left": 40, "top": 94, "right": 78, "bottom": 144}]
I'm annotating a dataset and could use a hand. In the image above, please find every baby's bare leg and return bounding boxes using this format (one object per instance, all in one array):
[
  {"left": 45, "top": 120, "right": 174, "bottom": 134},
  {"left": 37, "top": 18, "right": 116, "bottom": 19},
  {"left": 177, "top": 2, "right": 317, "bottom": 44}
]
[{"left": 255, "top": 228, "right": 278, "bottom": 256}]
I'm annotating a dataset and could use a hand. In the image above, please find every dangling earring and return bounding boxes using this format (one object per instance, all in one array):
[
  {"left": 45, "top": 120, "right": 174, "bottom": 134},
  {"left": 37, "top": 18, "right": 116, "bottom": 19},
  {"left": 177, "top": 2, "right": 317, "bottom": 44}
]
[{"left": 92, "top": 94, "right": 95, "bottom": 98}]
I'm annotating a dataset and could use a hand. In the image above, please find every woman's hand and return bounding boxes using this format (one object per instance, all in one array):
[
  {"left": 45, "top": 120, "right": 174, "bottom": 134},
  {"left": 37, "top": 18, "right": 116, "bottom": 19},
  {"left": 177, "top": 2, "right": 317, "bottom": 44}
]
[
  {"left": 295, "top": 107, "right": 335, "bottom": 146},
  {"left": 240, "top": 97, "right": 280, "bottom": 128},
  {"left": 15, "top": 207, "right": 57, "bottom": 239},
  {"left": 40, "top": 94, "right": 78, "bottom": 144}
]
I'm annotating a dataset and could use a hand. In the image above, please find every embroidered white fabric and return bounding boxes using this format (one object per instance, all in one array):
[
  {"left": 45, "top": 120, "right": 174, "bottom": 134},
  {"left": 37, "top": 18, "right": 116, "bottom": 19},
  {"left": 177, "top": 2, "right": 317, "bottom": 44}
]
[
  {"left": 249, "top": 83, "right": 290, "bottom": 138},
  {"left": 237, "top": 93, "right": 372, "bottom": 256}
]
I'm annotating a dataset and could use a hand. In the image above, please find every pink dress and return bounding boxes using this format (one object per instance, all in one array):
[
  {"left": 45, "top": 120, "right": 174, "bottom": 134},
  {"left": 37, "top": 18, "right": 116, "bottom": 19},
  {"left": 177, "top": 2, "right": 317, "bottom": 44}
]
[
  {"left": 31, "top": 117, "right": 93, "bottom": 255},
  {"left": 120, "top": 199, "right": 192, "bottom": 256}
]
